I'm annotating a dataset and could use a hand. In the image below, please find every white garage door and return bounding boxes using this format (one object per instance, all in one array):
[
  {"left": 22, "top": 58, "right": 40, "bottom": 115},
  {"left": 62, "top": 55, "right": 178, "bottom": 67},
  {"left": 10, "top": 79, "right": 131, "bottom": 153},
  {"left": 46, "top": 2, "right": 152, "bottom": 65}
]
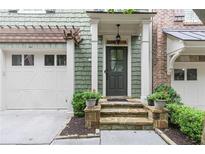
[
  {"left": 171, "top": 62, "right": 205, "bottom": 110},
  {"left": 5, "top": 51, "right": 71, "bottom": 110}
]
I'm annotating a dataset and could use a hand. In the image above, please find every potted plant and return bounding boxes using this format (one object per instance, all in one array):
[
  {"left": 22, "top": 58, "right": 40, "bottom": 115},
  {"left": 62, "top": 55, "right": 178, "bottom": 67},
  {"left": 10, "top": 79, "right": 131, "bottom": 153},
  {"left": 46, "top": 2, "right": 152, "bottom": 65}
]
[
  {"left": 84, "top": 91, "right": 101, "bottom": 108},
  {"left": 151, "top": 91, "right": 168, "bottom": 109},
  {"left": 86, "top": 97, "right": 96, "bottom": 108},
  {"left": 147, "top": 94, "right": 155, "bottom": 106}
]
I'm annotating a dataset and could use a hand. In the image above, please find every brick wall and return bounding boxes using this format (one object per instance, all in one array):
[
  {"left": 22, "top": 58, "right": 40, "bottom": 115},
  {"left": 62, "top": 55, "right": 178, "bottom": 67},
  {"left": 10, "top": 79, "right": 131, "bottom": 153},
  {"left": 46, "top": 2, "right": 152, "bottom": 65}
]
[{"left": 152, "top": 9, "right": 205, "bottom": 89}]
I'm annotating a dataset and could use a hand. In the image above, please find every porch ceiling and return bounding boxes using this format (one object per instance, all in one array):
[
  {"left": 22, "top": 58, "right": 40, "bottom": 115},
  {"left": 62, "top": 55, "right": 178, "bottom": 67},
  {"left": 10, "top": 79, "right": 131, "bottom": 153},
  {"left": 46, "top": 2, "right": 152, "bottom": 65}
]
[
  {"left": 86, "top": 11, "right": 156, "bottom": 24},
  {"left": 87, "top": 11, "right": 155, "bottom": 35},
  {"left": 98, "top": 23, "right": 141, "bottom": 35}
]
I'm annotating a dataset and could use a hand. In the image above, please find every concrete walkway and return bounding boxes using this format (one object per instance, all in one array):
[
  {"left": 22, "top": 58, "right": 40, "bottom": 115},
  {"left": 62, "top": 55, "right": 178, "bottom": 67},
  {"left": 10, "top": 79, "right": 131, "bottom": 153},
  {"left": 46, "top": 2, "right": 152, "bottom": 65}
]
[
  {"left": 52, "top": 130, "right": 167, "bottom": 145},
  {"left": 0, "top": 110, "right": 70, "bottom": 145}
]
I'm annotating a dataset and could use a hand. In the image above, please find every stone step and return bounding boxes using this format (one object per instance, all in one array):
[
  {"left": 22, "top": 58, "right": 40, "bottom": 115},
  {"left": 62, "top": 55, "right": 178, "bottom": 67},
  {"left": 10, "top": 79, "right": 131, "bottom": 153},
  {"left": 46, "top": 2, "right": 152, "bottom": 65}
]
[
  {"left": 100, "top": 117, "right": 153, "bottom": 130},
  {"left": 100, "top": 108, "right": 148, "bottom": 117},
  {"left": 101, "top": 102, "right": 144, "bottom": 109}
]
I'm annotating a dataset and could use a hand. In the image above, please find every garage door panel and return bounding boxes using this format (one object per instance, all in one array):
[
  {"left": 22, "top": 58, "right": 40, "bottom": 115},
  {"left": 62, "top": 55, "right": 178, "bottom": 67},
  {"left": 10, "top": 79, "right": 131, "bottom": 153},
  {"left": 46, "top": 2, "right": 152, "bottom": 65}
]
[
  {"left": 56, "top": 92, "right": 70, "bottom": 108},
  {"left": 172, "top": 62, "right": 205, "bottom": 109},
  {"left": 6, "top": 90, "right": 24, "bottom": 109},
  {"left": 5, "top": 52, "right": 70, "bottom": 110},
  {"left": 40, "top": 71, "right": 57, "bottom": 90},
  {"left": 56, "top": 71, "right": 70, "bottom": 90},
  {"left": 6, "top": 90, "right": 69, "bottom": 109}
]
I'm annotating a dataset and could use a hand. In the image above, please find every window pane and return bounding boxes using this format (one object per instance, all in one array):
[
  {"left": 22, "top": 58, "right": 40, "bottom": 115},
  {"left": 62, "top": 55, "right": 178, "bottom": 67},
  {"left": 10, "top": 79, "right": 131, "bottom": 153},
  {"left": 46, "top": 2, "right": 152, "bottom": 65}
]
[
  {"left": 45, "top": 55, "right": 54, "bottom": 66},
  {"left": 187, "top": 69, "right": 197, "bottom": 80},
  {"left": 116, "top": 50, "right": 123, "bottom": 60},
  {"left": 111, "top": 50, "right": 117, "bottom": 60},
  {"left": 111, "top": 61, "right": 124, "bottom": 72},
  {"left": 12, "top": 55, "right": 22, "bottom": 66},
  {"left": 174, "top": 69, "right": 185, "bottom": 80},
  {"left": 57, "top": 55, "right": 66, "bottom": 66},
  {"left": 184, "top": 9, "right": 201, "bottom": 23},
  {"left": 24, "top": 55, "right": 34, "bottom": 66}
]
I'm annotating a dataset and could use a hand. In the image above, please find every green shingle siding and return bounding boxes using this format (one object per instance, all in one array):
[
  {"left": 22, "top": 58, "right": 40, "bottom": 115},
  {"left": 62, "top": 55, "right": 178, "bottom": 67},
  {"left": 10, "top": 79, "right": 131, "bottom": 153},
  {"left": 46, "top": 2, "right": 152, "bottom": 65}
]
[{"left": 131, "top": 36, "right": 141, "bottom": 98}]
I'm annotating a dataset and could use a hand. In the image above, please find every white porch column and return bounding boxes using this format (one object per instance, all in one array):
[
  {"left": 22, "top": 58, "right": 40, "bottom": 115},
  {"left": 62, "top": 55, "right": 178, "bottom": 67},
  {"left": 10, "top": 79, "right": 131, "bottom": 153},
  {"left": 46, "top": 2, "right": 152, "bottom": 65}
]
[
  {"left": 90, "top": 19, "right": 99, "bottom": 91},
  {"left": 66, "top": 40, "right": 75, "bottom": 107},
  {"left": 141, "top": 21, "right": 152, "bottom": 100},
  {"left": 0, "top": 49, "right": 5, "bottom": 110}
]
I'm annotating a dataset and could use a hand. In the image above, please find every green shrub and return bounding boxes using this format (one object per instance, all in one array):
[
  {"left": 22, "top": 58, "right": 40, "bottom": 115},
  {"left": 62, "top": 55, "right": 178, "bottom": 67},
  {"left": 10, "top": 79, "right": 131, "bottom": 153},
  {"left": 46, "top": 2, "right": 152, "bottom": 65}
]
[
  {"left": 72, "top": 91, "right": 102, "bottom": 117},
  {"left": 153, "top": 83, "right": 182, "bottom": 104},
  {"left": 166, "top": 103, "right": 205, "bottom": 143},
  {"left": 149, "top": 91, "right": 169, "bottom": 101}
]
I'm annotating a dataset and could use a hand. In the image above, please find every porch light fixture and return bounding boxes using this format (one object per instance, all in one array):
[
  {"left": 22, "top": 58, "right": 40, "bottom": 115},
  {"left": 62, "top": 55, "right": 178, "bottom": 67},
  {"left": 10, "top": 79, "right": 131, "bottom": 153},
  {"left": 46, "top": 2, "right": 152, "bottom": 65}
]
[{"left": 115, "top": 24, "right": 121, "bottom": 44}]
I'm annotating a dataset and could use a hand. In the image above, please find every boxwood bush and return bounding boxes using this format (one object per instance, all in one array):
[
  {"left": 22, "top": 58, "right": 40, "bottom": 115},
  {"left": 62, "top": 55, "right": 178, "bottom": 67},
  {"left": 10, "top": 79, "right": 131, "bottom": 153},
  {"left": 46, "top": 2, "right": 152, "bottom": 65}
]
[
  {"left": 72, "top": 91, "right": 101, "bottom": 117},
  {"left": 166, "top": 103, "right": 205, "bottom": 143},
  {"left": 154, "top": 84, "right": 182, "bottom": 104}
]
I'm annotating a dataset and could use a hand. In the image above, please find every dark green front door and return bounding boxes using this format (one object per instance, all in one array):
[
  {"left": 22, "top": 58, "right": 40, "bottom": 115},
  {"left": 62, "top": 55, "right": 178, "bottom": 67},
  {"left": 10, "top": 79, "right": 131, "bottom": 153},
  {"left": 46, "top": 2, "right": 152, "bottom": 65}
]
[{"left": 106, "top": 46, "right": 127, "bottom": 96}]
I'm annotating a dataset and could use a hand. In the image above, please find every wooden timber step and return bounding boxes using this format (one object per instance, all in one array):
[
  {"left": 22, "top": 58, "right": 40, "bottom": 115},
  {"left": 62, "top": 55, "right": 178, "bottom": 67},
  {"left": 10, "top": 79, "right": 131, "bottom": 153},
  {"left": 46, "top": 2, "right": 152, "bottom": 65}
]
[
  {"left": 100, "top": 117, "right": 153, "bottom": 130},
  {"left": 100, "top": 108, "right": 148, "bottom": 117},
  {"left": 100, "top": 102, "right": 144, "bottom": 108}
]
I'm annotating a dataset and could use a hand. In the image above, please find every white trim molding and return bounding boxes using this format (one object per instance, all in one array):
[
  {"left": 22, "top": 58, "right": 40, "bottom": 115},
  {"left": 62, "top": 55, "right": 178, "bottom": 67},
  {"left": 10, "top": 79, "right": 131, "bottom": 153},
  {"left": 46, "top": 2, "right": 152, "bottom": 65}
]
[
  {"left": 66, "top": 40, "right": 75, "bottom": 112},
  {"left": 0, "top": 49, "right": 5, "bottom": 110},
  {"left": 167, "top": 49, "right": 183, "bottom": 75},
  {"left": 141, "top": 21, "right": 152, "bottom": 100},
  {"left": 127, "top": 36, "right": 132, "bottom": 97},
  {"left": 90, "top": 19, "right": 99, "bottom": 92}
]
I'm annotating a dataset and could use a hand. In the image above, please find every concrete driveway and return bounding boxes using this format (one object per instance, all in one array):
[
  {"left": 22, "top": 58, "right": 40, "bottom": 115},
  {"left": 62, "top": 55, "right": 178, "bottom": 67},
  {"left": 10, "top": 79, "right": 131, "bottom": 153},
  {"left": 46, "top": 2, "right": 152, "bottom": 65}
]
[{"left": 0, "top": 110, "right": 70, "bottom": 145}]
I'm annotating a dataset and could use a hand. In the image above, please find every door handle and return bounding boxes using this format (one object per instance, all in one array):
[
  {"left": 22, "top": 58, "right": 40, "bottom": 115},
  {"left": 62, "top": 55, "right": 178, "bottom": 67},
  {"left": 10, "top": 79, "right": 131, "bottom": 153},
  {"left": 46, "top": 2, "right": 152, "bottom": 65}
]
[
  {"left": 104, "top": 70, "right": 108, "bottom": 74},
  {"left": 104, "top": 70, "right": 109, "bottom": 81}
]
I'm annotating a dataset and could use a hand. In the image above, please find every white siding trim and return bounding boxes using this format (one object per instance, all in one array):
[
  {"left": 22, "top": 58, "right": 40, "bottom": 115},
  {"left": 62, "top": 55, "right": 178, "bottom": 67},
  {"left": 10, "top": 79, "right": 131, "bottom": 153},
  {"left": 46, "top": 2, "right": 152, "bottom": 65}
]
[
  {"left": 0, "top": 49, "right": 5, "bottom": 110},
  {"left": 141, "top": 21, "right": 152, "bottom": 100},
  {"left": 90, "top": 19, "right": 99, "bottom": 91},
  {"left": 127, "top": 36, "right": 132, "bottom": 97},
  {"left": 66, "top": 40, "right": 75, "bottom": 112},
  {"left": 103, "top": 39, "right": 106, "bottom": 96}
]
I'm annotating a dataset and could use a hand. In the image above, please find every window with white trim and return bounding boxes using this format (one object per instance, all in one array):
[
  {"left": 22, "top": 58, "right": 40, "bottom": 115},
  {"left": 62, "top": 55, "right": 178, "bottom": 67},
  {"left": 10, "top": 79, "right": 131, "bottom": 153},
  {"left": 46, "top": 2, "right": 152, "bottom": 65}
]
[
  {"left": 57, "top": 55, "right": 66, "bottom": 66},
  {"left": 24, "top": 55, "right": 34, "bottom": 66},
  {"left": 174, "top": 68, "right": 198, "bottom": 81},
  {"left": 12, "top": 55, "right": 22, "bottom": 66},
  {"left": 187, "top": 69, "right": 197, "bottom": 81},
  {"left": 184, "top": 9, "right": 202, "bottom": 23},
  {"left": 174, "top": 69, "right": 185, "bottom": 81},
  {"left": 45, "top": 55, "right": 55, "bottom": 66}
]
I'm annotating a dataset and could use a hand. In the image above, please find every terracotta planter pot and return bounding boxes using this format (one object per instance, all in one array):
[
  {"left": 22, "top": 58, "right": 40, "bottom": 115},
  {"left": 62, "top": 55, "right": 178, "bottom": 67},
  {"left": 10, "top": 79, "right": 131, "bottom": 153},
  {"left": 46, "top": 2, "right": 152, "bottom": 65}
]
[
  {"left": 86, "top": 99, "right": 96, "bottom": 108},
  {"left": 154, "top": 100, "right": 166, "bottom": 109}
]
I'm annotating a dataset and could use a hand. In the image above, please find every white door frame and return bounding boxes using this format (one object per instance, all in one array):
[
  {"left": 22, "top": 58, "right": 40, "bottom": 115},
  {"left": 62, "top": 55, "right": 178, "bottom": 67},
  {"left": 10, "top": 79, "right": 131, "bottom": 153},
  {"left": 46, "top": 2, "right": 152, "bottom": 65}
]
[{"left": 102, "top": 35, "right": 132, "bottom": 97}]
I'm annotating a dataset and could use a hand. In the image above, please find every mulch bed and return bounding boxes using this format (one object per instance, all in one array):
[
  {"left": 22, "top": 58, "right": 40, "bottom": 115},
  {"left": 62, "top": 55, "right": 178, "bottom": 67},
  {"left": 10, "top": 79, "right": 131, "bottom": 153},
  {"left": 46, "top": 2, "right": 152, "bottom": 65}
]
[
  {"left": 160, "top": 124, "right": 198, "bottom": 145},
  {"left": 60, "top": 117, "right": 96, "bottom": 136}
]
